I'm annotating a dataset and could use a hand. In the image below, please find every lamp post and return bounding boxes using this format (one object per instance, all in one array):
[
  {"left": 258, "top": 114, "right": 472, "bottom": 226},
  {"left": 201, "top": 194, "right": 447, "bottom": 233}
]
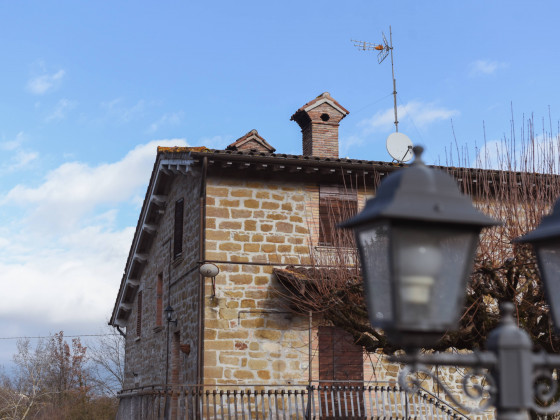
[{"left": 340, "top": 146, "right": 560, "bottom": 419}]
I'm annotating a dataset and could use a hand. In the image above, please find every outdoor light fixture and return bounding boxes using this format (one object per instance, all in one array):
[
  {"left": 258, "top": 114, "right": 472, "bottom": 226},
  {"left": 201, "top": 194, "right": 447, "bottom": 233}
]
[
  {"left": 340, "top": 146, "right": 499, "bottom": 348},
  {"left": 340, "top": 146, "right": 560, "bottom": 419},
  {"left": 515, "top": 198, "right": 560, "bottom": 331},
  {"left": 163, "top": 303, "right": 177, "bottom": 418},
  {"left": 164, "top": 304, "right": 177, "bottom": 326},
  {"left": 199, "top": 263, "right": 220, "bottom": 298}
]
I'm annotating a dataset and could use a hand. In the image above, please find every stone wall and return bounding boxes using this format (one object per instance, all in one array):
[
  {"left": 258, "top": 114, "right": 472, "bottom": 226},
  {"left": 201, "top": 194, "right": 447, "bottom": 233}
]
[
  {"left": 120, "top": 166, "right": 495, "bottom": 418},
  {"left": 122, "top": 169, "right": 201, "bottom": 389},
  {"left": 203, "top": 176, "right": 313, "bottom": 385}
]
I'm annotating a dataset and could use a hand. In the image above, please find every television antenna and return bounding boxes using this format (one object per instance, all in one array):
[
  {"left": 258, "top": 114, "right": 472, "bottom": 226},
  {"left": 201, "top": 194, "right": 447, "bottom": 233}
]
[{"left": 352, "top": 26, "right": 399, "bottom": 133}]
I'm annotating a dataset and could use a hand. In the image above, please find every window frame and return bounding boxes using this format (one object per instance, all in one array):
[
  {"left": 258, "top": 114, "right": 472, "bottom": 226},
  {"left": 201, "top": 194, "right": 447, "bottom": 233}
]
[{"left": 318, "top": 186, "right": 357, "bottom": 246}]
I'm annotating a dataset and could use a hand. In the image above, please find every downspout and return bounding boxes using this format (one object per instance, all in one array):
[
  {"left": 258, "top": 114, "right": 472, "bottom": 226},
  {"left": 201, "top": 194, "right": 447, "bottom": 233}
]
[{"left": 197, "top": 156, "right": 208, "bottom": 387}]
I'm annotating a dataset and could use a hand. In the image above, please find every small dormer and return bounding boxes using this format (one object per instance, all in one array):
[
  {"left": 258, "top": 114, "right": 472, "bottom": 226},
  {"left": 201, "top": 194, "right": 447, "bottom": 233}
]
[
  {"left": 290, "top": 92, "right": 349, "bottom": 158},
  {"left": 226, "top": 129, "right": 276, "bottom": 153}
]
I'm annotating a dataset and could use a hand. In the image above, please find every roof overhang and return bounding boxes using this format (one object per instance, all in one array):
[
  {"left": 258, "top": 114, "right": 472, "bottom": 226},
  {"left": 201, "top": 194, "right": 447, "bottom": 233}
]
[{"left": 109, "top": 155, "right": 194, "bottom": 327}]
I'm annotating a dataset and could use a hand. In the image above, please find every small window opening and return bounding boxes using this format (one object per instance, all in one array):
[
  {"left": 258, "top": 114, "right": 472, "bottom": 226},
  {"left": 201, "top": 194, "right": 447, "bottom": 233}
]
[
  {"left": 173, "top": 199, "right": 184, "bottom": 258},
  {"left": 156, "top": 273, "right": 163, "bottom": 327},
  {"left": 320, "top": 113, "right": 330, "bottom": 122},
  {"left": 136, "top": 290, "right": 143, "bottom": 337},
  {"left": 319, "top": 186, "right": 357, "bottom": 246}
]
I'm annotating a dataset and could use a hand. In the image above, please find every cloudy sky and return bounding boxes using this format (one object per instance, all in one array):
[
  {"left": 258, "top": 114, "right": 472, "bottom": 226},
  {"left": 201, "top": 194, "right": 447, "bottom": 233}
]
[{"left": 1, "top": 1, "right": 559, "bottom": 366}]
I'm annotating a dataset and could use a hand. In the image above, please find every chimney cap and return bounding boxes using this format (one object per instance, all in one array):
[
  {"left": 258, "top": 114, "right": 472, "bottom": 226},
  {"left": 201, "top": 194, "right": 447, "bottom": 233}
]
[{"left": 290, "top": 92, "right": 349, "bottom": 122}]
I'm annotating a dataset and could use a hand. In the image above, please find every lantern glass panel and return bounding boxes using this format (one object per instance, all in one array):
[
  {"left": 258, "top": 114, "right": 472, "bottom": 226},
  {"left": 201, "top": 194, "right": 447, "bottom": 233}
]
[
  {"left": 391, "top": 224, "right": 479, "bottom": 332},
  {"left": 356, "top": 222, "right": 393, "bottom": 328},
  {"left": 536, "top": 243, "right": 560, "bottom": 330}
]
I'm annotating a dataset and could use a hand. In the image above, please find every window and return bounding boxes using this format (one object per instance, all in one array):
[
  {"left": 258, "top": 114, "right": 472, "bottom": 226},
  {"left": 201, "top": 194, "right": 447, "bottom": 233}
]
[
  {"left": 173, "top": 199, "right": 184, "bottom": 258},
  {"left": 136, "top": 290, "right": 143, "bottom": 337},
  {"left": 156, "top": 273, "right": 163, "bottom": 327},
  {"left": 318, "top": 326, "right": 364, "bottom": 413},
  {"left": 318, "top": 326, "right": 364, "bottom": 382},
  {"left": 319, "top": 186, "right": 357, "bottom": 246}
]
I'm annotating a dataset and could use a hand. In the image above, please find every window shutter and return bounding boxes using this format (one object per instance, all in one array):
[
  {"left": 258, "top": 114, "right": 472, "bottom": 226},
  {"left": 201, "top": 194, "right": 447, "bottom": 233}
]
[
  {"left": 156, "top": 274, "right": 163, "bottom": 327},
  {"left": 174, "top": 199, "right": 184, "bottom": 258},
  {"left": 318, "top": 326, "right": 364, "bottom": 413},
  {"left": 137, "top": 291, "right": 143, "bottom": 337},
  {"left": 318, "top": 326, "right": 364, "bottom": 382},
  {"left": 319, "top": 186, "right": 357, "bottom": 245}
]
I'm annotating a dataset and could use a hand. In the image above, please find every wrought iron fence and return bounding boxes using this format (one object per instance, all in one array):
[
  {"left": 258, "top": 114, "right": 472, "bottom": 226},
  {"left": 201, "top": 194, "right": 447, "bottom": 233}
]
[{"left": 117, "top": 382, "right": 470, "bottom": 419}]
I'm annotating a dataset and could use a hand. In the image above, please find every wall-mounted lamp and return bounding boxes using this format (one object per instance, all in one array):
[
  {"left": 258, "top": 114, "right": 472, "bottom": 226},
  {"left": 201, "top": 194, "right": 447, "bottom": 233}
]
[
  {"left": 164, "top": 304, "right": 178, "bottom": 326},
  {"left": 200, "top": 263, "right": 220, "bottom": 298}
]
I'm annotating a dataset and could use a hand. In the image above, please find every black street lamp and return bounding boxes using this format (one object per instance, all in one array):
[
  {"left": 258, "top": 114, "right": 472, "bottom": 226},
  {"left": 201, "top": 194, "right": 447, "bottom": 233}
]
[
  {"left": 341, "top": 146, "right": 560, "bottom": 419},
  {"left": 340, "top": 146, "right": 499, "bottom": 349},
  {"left": 516, "top": 198, "right": 560, "bottom": 331},
  {"left": 165, "top": 304, "right": 178, "bottom": 326},
  {"left": 164, "top": 304, "right": 177, "bottom": 420}
]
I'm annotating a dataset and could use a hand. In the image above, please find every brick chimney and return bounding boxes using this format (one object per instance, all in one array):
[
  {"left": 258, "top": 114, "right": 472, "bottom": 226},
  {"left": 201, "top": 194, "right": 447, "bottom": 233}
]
[{"left": 290, "top": 92, "right": 349, "bottom": 158}]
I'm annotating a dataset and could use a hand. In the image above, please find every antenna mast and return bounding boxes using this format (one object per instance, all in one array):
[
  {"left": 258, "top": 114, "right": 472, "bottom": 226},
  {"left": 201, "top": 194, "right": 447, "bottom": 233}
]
[{"left": 352, "top": 25, "right": 399, "bottom": 132}]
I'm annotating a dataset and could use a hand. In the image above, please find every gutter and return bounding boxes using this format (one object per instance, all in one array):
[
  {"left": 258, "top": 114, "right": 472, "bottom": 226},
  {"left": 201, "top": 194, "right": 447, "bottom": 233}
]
[{"left": 189, "top": 150, "right": 404, "bottom": 173}]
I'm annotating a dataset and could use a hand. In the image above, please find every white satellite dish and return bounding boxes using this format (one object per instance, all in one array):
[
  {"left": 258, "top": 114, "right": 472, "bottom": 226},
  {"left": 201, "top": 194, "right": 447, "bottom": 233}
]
[{"left": 386, "top": 132, "right": 413, "bottom": 162}]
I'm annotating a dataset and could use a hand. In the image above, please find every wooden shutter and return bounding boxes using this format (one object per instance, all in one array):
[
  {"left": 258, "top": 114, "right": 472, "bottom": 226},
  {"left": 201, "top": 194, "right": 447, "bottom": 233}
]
[
  {"left": 318, "top": 326, "right": 364, "bottom": 383},
  {"left": 136, "top": 290, "right": 143, "bottom": 337},
  {"left": 156, "top": 274, "right": 163, "bottom": 327},
  {"left": 319, "top": 186, "right": 357, "bottom": 246},
  {"left": 318, "top": 326, "right": 364, "bottom": 415},
  {"left": 173, "top": 199, "right": 184, "bottom": 258}
]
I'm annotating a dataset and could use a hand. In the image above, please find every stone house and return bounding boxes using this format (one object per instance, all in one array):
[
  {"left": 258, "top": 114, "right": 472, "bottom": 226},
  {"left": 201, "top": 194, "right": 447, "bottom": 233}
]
[{"left": 110, "top": 93, "right": 478, "bottom": 419}]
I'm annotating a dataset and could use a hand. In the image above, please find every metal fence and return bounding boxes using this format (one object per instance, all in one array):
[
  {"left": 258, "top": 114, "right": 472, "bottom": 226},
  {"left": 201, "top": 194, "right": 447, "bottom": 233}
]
[{"left": 117, "top": 382, "right": 470, "bottom": 419}]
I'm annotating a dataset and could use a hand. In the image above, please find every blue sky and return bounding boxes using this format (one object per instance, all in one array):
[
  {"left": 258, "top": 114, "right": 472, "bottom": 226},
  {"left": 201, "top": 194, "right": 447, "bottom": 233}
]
[{"left": 1, "top": 1, "right": 560, "bottom": 367}]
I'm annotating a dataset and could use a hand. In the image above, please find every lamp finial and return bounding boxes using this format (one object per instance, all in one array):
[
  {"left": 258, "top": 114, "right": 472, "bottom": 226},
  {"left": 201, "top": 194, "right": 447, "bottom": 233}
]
[{"left": 412, "top": 146, "right": 425, "bottom": 164}]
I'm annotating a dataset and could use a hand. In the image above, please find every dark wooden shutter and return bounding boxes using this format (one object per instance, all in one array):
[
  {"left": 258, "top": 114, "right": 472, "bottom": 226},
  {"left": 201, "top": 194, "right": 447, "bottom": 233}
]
[
  {"left": 173, "top": 199, "right": 184, "bottom": 258},
  {"left": 156, "top": 274, "right": 163, "bottom": 327},
  {"left": 318, "top": 326, "right": 364, "bottom": 416},
  {"left": 318, "top": 326, "right": 364, "bottom": 383},
  {"left": 319, "top": 186, "right": 357, "bottom": 246},
  {"left": 136, "top": 291, "right": 143, "bottom": 337}
]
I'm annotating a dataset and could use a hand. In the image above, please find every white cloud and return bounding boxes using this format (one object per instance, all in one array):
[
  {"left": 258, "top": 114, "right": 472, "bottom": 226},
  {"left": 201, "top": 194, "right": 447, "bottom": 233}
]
[
  {"left": 339, "top": 135, "right": 365, "bottom": 157},
  {"left": 469, "top": 60, "right": 507, "bottom": 77},
  {"left": 0, "top": 132, "right": 39, "bottom": 172},
  {"left": 148, "top": 111, "right": 184, "bottom": 133},
  {"left": 45, "top": 98, "right": 77, "bottom": 122},
  {"left": 0, "top": 139, "right": 190, "bottom": 348},
  {"left": 1, "top": 132, "right": 25, "bottom": 151},
  {"left": 26, "top": 69, "right": 65, "bottom": 95},
  {"left": 2, "top": 138, "right": 188, "bottom": 232},
  {"left": 9, "top": 150, "right": 39, "bottom": 170},
  {"left": 359, "top": 101, "right": 459, "bottom": 133},
  {"left": 0, "top": 226, "right": 135, "bottom": 324},
  {"left": 198, "top": 135, "right": 232, "bottom": 149},
  {"left": 101, "top": 98, "right": 146, "bottom": 124}
]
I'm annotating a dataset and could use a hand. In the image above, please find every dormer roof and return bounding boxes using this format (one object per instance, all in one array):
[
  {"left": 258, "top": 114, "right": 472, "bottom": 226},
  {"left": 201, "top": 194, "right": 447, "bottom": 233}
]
[{"left": 226, "top": 129, "right": 276, "bottom": 153}]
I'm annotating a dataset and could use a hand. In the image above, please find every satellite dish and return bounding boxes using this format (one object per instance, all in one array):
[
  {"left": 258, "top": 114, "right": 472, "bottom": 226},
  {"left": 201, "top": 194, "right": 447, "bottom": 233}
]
[{"left": 386, "top": 132, "right": 413, "bottom": 162}]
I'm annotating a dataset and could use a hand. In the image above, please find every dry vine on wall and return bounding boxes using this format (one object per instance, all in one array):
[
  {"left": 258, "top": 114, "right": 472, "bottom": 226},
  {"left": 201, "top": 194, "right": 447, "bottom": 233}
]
[{"left": 275, "top": 117, "right": 560, "bottom": 353}]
